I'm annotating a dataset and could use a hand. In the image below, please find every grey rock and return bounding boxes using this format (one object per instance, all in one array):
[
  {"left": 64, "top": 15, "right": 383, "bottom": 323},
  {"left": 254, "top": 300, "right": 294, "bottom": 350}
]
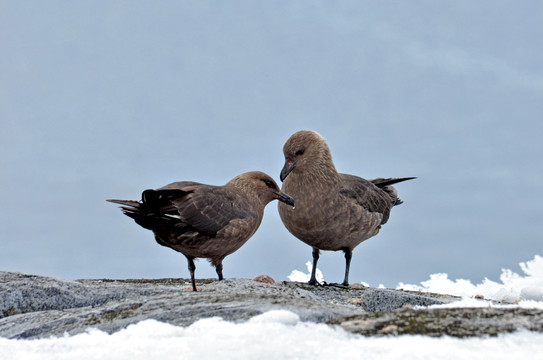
[
  {"left": 0, "top": 272, "right": 170, "bottom": 316},
  {"left": 1, "top": 271, "right": 541, "bottom": 339},
  {"left": 333, "top": 307, "right": 543, "bottom": 337}
]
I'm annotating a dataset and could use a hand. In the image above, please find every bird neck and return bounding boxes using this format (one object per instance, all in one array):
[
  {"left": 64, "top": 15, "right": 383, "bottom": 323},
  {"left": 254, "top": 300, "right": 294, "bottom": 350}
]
[
  {"left": 286, "top": 162, "right": 342, "bottom": 192},
  {"left": 224, "top": 182, "right": 269, "bottom": 212}
]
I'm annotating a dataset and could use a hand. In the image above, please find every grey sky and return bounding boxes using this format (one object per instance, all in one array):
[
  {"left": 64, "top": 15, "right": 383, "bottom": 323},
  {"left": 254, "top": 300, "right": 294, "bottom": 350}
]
[{"left": 1, "top": 1, "right": 542, "bottom": 287}]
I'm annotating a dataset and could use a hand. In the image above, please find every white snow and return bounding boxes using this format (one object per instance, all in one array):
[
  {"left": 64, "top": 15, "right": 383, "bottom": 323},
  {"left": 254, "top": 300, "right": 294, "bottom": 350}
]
[
  {"left": 2, "top": 255, "right": 543, "bottom": 359},
  {"left": 1, "top": 311, "right": 542, "bottom": 360},
  {"left": 287, "top": 261, "right": 324, "bottom": 283},
  {"left": 398, "top": 255, "right": 543, "bottom": 308}
]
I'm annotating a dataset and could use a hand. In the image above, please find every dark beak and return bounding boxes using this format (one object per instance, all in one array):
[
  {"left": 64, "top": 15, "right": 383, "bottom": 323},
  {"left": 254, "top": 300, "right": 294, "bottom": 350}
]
[
  {"left": 280, "top": 159, "right": 296, "bottom": 182},
  {"left": 274, "top": 190, "right": 295, "bottom": 207}
]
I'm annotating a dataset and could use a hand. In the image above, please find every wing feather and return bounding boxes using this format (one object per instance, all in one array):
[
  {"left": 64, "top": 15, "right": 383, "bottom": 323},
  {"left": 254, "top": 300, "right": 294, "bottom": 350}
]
[
  {"left": 170, "top": 186, "right": 258, "bottom": 236},
  {"left": 339, "top": 174, "right": 394, "bottom": 224}
]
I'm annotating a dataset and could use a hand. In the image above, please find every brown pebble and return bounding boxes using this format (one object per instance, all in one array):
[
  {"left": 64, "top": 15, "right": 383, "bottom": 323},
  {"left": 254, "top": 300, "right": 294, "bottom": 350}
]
[
  {"left": 380, "top": 324, "right": 398, "bottom": 334},
  {"left": 347, "top": 297, "right": 362, "bottom": 305},
  {"left": 349, "top": 283, "right": 367, "bottom": 289},
  {"left": 252, "top": 275, "right": 275, "bottom": 284}
]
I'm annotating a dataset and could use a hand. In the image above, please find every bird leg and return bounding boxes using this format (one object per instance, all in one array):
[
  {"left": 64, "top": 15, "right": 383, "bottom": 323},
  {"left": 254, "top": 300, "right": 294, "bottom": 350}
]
[
  {"left": 215, "top": 262, "right": 224, "bottom": 281},
  {"left": 185, "top": 255, "right": 197, "bottom": 291},
  {"left": 308, "top": 247, "right": 320, "bottom": 285},
  {"left": 342, "top": 248, "right": 352, "bottom": 287},
  {"left": 322, "top": 248, "right": 352, "bottom": 289}
]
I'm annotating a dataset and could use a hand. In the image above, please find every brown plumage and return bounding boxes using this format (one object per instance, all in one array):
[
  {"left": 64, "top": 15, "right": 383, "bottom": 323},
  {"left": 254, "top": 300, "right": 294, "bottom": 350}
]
[
  {"left": 278, "top": 130, "right": 414, "bottom": 287},
  {"left": 108, "top": 171, "right": 295, "bottom": 291}
]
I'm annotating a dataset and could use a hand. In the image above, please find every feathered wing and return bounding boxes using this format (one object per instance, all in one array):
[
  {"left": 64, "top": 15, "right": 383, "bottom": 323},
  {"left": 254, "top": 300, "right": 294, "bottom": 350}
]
[
  {"left": 339, "top": 174, "right": 408, "bottom": 225},
  {"left": 170, "top": 186, "right": 259, "bottom": 237},
  {"left": 158, "top": 181, "right": 204, "bottom": 190},
  {"left": 108, "top": 184, "right": 259, "bottom": 238}
]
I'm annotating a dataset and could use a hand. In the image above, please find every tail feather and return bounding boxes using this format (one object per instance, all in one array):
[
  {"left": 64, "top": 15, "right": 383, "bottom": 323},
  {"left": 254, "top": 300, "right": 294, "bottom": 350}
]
[
  {"left": 370, "top": 177, "right": 416, "bottom": 187},
  {"left": 106, "top": 199, "right": 141, "bottom": 208},
  {"left": 370, "top": 177, "right": 415, "bottom": 206},
  {"left": 107, "top": 198, "right": 146, "bottom": 224},
  {"left": 118, "top": 206, "right": 140, "bottom": 216},
  {"left": 107, "top": 196, "right": 182, "bottom": 231}
]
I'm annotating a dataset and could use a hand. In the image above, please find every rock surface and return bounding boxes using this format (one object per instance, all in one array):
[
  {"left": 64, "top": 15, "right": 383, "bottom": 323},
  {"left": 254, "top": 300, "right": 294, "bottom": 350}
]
[
  {"left": 334, "top": 307, "right": 543, "bottom": 337},
  {"left": 1, "top": 271, "right": 541, "bottom": 339}
]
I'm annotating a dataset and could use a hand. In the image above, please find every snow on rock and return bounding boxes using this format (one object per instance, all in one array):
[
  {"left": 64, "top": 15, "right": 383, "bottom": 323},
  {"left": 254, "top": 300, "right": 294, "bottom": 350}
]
[
  {"left": 1, "top": 313, "right": 543, "bottom": 360},
  {"left": 249, "top": 310, "right": 300, "bottom": 325},
  {"left": 287, "top": 261, "right": 324, "bottom": 283},
  {"left": 398, "top": 255, "right": 543, "bottom": 305}
]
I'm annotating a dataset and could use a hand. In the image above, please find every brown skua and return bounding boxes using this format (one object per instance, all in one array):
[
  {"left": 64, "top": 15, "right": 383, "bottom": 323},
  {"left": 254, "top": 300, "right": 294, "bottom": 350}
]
[
  {"left": 278, "top": 130, "right": 414, "bottom": 287},
  {"left": 108, "top": 171, "right": 295, "bottom": 291}
]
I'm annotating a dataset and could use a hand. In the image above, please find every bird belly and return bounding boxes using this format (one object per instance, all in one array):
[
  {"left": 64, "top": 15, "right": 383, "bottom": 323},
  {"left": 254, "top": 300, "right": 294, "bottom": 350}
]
[
  {"left": 279, "top": 198, "right": 382, "bottom": 251},
  {"left": 153, "top": 219, "right": 256, "bottom": 260}
]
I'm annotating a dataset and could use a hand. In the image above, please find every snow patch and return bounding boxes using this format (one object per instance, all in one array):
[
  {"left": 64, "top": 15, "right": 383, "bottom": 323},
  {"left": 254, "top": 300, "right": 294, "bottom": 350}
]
[
  {"left": 1, "top": 315, "right": 543, "bottom": 360},
  {"left": 249, "top": 310, "right": 300, "bottom": 325},
  {"left": 398, "top": 255, "right": 543, "bottom": 305},
  {"left": 287, "top": 261, "right": 324, "bottom": 283}
]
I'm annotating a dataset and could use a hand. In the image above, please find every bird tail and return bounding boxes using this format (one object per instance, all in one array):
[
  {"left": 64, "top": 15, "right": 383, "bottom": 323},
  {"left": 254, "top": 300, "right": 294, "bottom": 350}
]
[
  {"left": 370, "top": 177, "right": 416, "bottom": 206},
  {"left": 107, "top": 190, "right": 186, "bottom": 230},
  {"left": 106, "top": 198, "right": 147, "bottom": 224},
  {"left": 106, "top": 199, "right": 141, "bottom": 207},
  {"left": 370, "top": 177, "right": 416, "bottom": 187},
  {"left": 107, "top": 197, "right": 167, "bottom": 230}
]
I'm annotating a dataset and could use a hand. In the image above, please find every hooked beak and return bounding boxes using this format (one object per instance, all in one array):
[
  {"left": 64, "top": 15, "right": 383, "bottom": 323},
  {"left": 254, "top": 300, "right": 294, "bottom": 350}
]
[
  {"left": 274, "top": 190, "right": 295, "bottom": 207},
  {"left": 280, "top": 159, "right": 296, "bottom": 182}
]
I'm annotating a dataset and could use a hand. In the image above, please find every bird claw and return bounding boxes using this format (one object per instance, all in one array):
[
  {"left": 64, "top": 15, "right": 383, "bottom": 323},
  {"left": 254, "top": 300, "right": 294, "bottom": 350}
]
[
  {"left": 307, "top": 280, "right": 349, "bottom": 289},
  {"left": 291, "top": 280, "right": 350, "bottom": 289},
  {"left": 321, "top": 282, "right": 350, "bottom": 289}
]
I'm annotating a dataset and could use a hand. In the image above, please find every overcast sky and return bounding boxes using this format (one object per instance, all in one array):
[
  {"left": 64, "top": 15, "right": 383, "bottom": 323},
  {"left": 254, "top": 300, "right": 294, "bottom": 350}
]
[{"left": 1, "top": 1, "right": 542, "bottom": 287}]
